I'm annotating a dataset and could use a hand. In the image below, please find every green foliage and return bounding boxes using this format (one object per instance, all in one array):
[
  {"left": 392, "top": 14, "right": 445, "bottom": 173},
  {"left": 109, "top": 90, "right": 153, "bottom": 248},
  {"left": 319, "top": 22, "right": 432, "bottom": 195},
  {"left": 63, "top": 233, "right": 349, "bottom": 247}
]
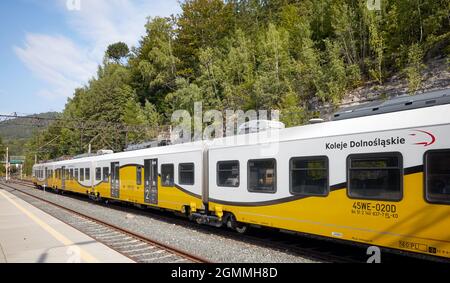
[
  {"left": 165, "top": 78, "right": 203, "bottom": 113},
  {"left": 367, "top": 11, "right": 385, "bottom": 84},
  {"left": 0, "top": 136, "right": 4, "bottom": 157},
  {"left": 254, "top": 24, "right": 293, "bottom": 109},
  {"left": 176, "top": 0, "right": 234, "bottom": 77},
  {"left": 405, "top": 43, "right": 425, "bottom": 94},
  {"left": 106, "top": 42, "right": 130, "bottom": 63},
  {"left": 130, "top": 17, "right": 179, "bottom": 114}
]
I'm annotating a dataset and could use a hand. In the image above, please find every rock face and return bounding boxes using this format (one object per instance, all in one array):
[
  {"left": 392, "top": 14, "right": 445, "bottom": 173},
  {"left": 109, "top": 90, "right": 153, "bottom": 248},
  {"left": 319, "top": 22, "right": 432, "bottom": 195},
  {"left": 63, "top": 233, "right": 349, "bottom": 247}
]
[{"left": 316, "top": 57, "right": 450, "bottom": 121}]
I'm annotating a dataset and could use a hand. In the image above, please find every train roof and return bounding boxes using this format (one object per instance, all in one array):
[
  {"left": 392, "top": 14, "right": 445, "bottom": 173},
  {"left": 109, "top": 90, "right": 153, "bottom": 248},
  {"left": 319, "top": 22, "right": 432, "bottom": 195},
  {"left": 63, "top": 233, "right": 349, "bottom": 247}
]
[
  {"left": 207, "top": 102, "right": 450, "bottom": 150},
  {"left": 34, "top": 100, "right": 450, "bottom": 167},
  {"left": 34, "top": 141, "right": 206, "bottom": 167},
  {"left": 332, "top": 88, "right": 450, "bottom": 121}
]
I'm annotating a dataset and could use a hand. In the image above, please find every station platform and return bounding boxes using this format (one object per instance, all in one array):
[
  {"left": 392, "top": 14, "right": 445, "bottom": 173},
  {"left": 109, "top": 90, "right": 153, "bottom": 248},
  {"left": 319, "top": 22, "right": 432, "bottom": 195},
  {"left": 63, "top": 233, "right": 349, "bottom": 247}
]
[{"left": 0, "top": 189, "right": 134, "bottom": 263}]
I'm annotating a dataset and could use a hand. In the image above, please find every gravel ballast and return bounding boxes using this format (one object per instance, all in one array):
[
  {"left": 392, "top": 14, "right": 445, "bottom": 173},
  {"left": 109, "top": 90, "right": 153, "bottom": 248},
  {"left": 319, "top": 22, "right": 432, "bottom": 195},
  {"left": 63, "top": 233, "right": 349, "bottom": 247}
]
[{"left": 2, "top": 184, "right": 317, "bottom": 263}]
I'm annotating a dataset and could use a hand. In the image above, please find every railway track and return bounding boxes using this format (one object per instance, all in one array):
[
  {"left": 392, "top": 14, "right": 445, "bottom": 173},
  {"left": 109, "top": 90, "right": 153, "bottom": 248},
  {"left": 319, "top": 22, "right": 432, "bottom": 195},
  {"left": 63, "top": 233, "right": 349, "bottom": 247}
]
[
  {"left": 0, "top": 181, "right": 211, "bottom": 264},
  {"left": 5, "top": 179, "right": 442, "bottom": 263}
]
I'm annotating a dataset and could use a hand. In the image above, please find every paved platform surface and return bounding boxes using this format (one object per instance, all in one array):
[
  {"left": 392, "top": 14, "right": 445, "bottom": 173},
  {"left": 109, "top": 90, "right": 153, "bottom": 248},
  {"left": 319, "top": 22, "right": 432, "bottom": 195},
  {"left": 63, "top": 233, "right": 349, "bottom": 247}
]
[{"left": 0, "top": 189, "right": 134, "bottom": 263}]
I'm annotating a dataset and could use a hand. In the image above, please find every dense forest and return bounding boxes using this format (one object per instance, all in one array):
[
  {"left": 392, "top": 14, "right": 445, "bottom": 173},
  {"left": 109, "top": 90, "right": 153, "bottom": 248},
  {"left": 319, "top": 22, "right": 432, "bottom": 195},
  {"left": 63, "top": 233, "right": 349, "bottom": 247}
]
[
  {"left": 22, "top": 0, "right": 450, "bottom": 172},
  {"left": 0, "top": 112, "right": 59, "bottom": 156}
]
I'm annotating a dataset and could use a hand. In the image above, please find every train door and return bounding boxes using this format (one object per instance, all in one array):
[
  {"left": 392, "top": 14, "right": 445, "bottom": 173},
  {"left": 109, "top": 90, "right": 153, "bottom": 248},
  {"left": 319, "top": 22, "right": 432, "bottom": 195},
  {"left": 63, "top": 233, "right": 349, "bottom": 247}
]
[
  {"left": 111, "top": 162, "right": 120, "bottom": 199},
  {"left": 144, "top": 159, "right": 158, "bottom": 205},
  {"left": 61, "top": 166, "right": 66, "bottom": 190}
]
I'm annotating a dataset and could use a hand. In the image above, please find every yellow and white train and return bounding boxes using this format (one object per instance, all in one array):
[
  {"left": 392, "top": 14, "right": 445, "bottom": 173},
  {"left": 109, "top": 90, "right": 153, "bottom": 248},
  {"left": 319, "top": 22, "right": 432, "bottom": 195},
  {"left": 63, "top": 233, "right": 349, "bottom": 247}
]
[{"left": 33, "top": 90, "right": 450, "bottom": 259}]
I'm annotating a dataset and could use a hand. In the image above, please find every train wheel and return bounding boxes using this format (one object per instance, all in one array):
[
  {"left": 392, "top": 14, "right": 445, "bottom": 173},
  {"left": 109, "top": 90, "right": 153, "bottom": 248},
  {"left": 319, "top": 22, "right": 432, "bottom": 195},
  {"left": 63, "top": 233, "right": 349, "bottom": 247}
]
[
  {"left": 226, "top": 214, "right": 248, "bottom": 234},
  {"left": 235, "top": 223, "right": 248, "bottom": 234}
]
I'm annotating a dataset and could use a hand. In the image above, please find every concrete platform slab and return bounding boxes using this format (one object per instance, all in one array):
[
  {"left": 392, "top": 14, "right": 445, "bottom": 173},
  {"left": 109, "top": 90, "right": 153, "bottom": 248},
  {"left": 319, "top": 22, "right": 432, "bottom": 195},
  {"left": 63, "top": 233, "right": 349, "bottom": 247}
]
[{"left": 0, "top": 189, "right": 134, "bottom": 263}]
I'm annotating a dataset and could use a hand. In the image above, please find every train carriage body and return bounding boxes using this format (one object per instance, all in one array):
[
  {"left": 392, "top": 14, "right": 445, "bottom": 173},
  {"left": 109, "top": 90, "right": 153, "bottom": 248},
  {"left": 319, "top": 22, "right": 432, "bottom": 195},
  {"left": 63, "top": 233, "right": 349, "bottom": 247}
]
[
  {"left": 34, "top": 143, "right": 205, "bottom": 214},
  {"left": 32, "top": 102, "right": 450, "bottom": 260},
  {"left": 207, "top": 104, "right": 450, "bottom": 258}
]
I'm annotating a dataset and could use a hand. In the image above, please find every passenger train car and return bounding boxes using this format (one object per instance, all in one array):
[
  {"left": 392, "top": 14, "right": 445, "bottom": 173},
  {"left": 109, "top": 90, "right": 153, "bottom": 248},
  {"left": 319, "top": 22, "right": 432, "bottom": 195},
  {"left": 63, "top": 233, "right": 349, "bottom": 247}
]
[{"left": 33, "top": 90, "right": 450, "bottom": 260}]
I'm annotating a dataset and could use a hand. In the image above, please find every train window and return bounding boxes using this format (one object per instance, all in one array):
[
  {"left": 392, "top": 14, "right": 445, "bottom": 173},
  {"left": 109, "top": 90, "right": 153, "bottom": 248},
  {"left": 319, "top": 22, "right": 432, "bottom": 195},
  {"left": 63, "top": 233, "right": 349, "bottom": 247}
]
[
  {"left": 136, "top": 166, "right": 143, "bottom": 186},
  {"left": 74, "top": 169, "right": 79, "bottom": 180},
  {"left": 70, "top": 169, "right": 74, "bottom": 180},
  {"left": 85, "top": 168, "right": 90, "bottom": 181},
  {"left": 179, "top": 163, "right": 195, "bottom": 185},
  {"left": 103, "top": 167, "right": 109, "bottom": 182},
  {"left": 161, "top": 164, "right": 175, "bottom": 187},
  {"left": 290, "top": 157, "right": 329, "bottom": 196},
  {"left": 80, "top": 168, "right": 85, "bottom": 182},
  {"left": 425, "top": 150, "right": 450, "bottom": 204},
  {"left": 347, "top": 153, "right": 403, "bottom": 201},
  {"left": 95, "top": 168, "right": 101, "bottom": 181},
  {"left": 248, "top": 159, "right": 276, "bottom": 193},
  {"left": 217, "top": 161, "right": 240, "bottom": 187}
]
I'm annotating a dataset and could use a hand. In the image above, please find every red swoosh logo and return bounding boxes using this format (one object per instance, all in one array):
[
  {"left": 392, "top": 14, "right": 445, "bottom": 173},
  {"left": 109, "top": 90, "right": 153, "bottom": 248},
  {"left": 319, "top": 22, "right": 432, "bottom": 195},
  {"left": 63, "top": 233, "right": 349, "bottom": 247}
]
[{"left": 412, "top": 130, "right": 436, "bottom": 147}]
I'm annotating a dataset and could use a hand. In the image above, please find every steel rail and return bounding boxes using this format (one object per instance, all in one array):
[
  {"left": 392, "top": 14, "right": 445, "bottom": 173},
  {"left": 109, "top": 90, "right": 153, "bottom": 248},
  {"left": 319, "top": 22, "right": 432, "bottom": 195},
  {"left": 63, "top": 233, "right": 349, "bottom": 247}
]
[{"left": 0, "top": 181, "right": 211, "bottom": 263}]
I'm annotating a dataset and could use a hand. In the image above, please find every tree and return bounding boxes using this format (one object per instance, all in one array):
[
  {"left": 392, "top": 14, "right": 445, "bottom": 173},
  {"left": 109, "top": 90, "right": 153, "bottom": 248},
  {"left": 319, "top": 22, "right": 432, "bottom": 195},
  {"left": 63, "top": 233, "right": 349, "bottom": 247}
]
[
  {"left": 0, "top": 136, "right": 5, "bottom": 157},
  {"left": 367, "top": 10, "right": 385, "bottom": 84},
  {"left": 143, "top": 101, "right": 161, "bottom": 128},
  {"left": 165, "top": 78, "right": 203, "bottom": 114},
  {"left": 122, "top": 99, "right": 148, "bottom": 144},
  {"left": 405, "top": 43, "right": 425, "bottom": 94},
  {"left": 106, "top": 42, "right": 130, "bottom": 63},
  {"left": 330, "top": 2, "right": 358, "bottom": 65},
  {"left": 23, "top": 0, "right": 450, "bottom": 162},
  {"left": 279, "top": 92, "right": 306, "bottom": 127},
  {"left": 129, "top": 17, "right": 179, "bottom": 114},
  {"left": 254, "top": 24, "right": 294, "bottom": 109},
  {"left": 176, "top": 0, "right": 234, "bottom": 77},
  {"left": 220, "top": 29, "right": 256, "bottom": 110}
]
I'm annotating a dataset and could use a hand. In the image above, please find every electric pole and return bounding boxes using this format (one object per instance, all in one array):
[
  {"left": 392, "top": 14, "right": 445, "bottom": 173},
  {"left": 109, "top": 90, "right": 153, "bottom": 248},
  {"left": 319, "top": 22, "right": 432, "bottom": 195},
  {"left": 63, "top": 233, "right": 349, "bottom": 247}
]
[{"left": 5, "top": 147, "right": 9, "bottom": 182}]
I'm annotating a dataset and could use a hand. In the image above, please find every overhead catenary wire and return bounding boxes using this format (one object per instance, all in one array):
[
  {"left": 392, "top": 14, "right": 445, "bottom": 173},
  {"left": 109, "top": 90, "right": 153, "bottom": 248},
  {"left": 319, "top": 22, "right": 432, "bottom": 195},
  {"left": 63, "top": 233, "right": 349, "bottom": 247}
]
[{"left": 0, "top": 114, "right": 168, "bottom": 133}]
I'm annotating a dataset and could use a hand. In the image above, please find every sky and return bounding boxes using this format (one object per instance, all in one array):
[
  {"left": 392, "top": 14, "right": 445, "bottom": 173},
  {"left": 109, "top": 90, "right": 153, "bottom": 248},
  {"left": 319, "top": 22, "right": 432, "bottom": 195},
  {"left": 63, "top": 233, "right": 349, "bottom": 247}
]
[{"left": 0, "top": 0, "right": 181, "bottom": 116}]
